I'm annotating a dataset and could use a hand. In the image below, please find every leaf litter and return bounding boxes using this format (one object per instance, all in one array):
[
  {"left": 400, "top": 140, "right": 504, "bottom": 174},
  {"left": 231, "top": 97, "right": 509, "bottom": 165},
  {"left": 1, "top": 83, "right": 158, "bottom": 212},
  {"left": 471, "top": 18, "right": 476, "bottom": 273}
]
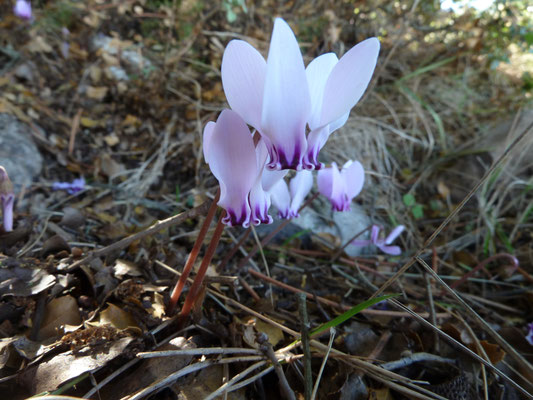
[{"left": 0, "top": 1, "right": 532, "bottom": 399}]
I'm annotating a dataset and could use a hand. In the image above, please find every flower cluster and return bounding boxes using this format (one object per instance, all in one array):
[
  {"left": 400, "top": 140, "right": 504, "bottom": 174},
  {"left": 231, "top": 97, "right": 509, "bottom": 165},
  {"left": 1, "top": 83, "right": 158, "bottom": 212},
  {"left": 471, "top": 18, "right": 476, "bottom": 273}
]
[
  {"left": 351, "top": 225, "right": 405, "bottom": 255},
  {"left": 0, "top": 167, "right": 14, "bottom": 232},
  {"left": 203, "top": 18, "right": 380, "bottom": 227}
]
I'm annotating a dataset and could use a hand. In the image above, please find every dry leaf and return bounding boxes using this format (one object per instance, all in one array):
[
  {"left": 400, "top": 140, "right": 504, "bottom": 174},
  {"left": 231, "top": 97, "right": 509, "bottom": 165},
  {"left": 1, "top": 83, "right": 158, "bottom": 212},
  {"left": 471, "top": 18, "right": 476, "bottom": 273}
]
[
  {"left": 27, "top": 36, "right": 53, "bottom": 53},
  {"left": 90, "top": 303, "right": 142, "bottom": 334},
  {"left": 86, "top": 86, "right": 108, "bottom": 101},
  {"left": 113, "top": 259, "right": 143, "bottom": 278},
  {"left": 39, "top": 295, "right": 82, "bottom": 340}
]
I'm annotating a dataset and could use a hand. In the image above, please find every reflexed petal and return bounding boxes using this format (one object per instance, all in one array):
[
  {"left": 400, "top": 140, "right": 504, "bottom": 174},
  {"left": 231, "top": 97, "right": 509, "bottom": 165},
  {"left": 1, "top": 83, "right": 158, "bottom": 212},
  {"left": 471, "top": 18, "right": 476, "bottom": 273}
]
[
  {"left": 329, "top": 111, "right": 350, "bottom": 133},
  {"left": 306, "top": 53, "right": 338, "bottom": 130},
  {"left": 385, "top": 225, "right": 405, "bottom": 245},
  {"left": 341, "top": 160, "right": 365, "bottom": 200},
  {"left": 269, "top": 179, "right": 291, "bottom": 218},
  {"left": 317, "top": 163, "right": 345, "bottom": 211},
  {"left": 370, "top": 225, "right": 380, "bottom": 244},
  {"left": 262, "top": 168, "right": 288, "bottom": 192},
  {"left": 207, "top": 110, "right": 258, "bottom": 227},
  {"left": 261, "top": 18, "right": 310, "bottom": 170},
  {"left": 1, "top": 194, "right": 14, "bottom": 232},
  {"left": 221, "top": 40, "right": 267, "bottom": 129},
  {"left": 202, "top": 121, "right": 216, "bottom": 164},
  {"left": 288, "top": 170, "right": 313, "bottom": 217},
  {"left": 320, "top": 38, "right": 380, "bottom": 126},
  {"left": 249, "top": 139, "right": 273, "bottom": 225},
  {"left": 304, "top": 125, "right": 330, "bottom": 170},
  {"left": 249, "top": 181, "right": 273, "bottom": 225},
  {"left": 377, "top": 244, "right": 402, "bottom": 256}
]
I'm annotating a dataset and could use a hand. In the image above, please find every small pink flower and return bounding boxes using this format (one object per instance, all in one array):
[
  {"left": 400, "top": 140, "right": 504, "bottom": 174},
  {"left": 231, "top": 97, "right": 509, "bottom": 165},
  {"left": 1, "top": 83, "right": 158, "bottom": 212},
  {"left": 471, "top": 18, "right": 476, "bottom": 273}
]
[
  {"left": 317, "top": 160, "right": 364, "bottom": 211},
  {"left": 14, "top": 0, "right": 32, "bottom": 20},
  {"left": 269, "top": 170, "right": 313, "bottom": 219},
  {"left": 352, "top": 225, "right": 405, "bottom": 256},
  {"left": 0, "top": 167, "right": 14, "bottom": 232}
]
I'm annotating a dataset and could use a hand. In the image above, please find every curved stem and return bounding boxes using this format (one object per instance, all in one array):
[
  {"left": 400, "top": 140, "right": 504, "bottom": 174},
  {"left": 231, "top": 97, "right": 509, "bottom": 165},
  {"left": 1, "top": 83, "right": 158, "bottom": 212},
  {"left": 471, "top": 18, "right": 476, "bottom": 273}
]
[
  {"left": 167, "top": 190, "right": 219, "bottom": 314},
  {"left": 179, "top": 211, "right": 226, "bottom": 320}
]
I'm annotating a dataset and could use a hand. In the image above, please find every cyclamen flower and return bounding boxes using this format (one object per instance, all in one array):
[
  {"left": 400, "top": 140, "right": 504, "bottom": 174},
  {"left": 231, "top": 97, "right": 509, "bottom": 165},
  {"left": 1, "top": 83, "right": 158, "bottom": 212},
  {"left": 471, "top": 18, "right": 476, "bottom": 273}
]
[
  {"left": 221, "top": 18, "right": 379, "bottom": 171},
  {"left": 14, "top": 0, "right": 32, "bottom": 20},
  {"left": 204, "top": 109, "right": 277, "bottom": 227},
  {"left": 269, "top": 170, "right": 313, "bottom": 219},
  {"left": 0, "top": 167, "right": 14, "bottom": 232},
  {"left": 317, "top": 160, "right": 364, "bottom": 211},
  {"left": 352, "top": 225, "right": 405, "bottom": 256}
]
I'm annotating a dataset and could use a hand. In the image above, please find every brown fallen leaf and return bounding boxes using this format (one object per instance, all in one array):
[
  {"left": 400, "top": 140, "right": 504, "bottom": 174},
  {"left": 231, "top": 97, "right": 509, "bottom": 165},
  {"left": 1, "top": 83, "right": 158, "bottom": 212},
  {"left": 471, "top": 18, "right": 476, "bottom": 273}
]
[
  {"left": 38, "top": 295, "right": 82, "bottom": 341},
  {"left": 21, "top": 336, "right": 133, "bottom": 395},
  {"left": 88, "top": 303, "right": 142, "bottom": 335},
  {"left": 86, "top": 86, "right": 108, "bottom": 101}
]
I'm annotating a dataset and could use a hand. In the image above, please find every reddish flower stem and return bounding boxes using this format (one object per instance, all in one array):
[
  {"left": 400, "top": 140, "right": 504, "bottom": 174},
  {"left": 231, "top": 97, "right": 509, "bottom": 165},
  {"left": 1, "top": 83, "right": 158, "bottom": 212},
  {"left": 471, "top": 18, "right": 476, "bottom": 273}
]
[
  {"left": 167, "top": 191, "right": 219, "bottom": 314},
  {"left": 179, "top": 211, "right": 226, "bottom": 320}
]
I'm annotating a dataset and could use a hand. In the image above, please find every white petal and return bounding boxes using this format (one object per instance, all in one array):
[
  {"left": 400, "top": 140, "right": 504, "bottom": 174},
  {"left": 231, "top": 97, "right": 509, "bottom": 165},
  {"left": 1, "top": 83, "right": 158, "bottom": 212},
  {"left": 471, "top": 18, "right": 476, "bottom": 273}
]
[
  {"left": 320, "top": 38, "right": 380, "bottom": 126},
  {"left": 261, "top": 18, "right": 311, "bottom": 170},
  {"left": 340, "top": 160, "right": 365, "bottom": 200},
  {"left": 289, "top": 170, "right": 313, "bottom": 217},
  {"left": 202, "top": 121, "right": 216, "bottom": 164},
  {"left": 269, "top": 179, "right": 291, "bottom": 218},
  {"left": 262, "top": 168, "right": 288, "bottom": 192},
  {"left": 221, "top": 40, "right": 267, "bottom": 129},
  {"left": 306, "top": 53, "right": 338, "bottom": 130}
]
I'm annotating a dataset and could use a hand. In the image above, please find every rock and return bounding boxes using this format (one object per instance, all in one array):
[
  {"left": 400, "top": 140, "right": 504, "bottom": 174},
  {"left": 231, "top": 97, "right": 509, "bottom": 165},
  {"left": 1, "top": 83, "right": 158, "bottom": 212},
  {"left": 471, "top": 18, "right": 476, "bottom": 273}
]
[
  {"left": 0, "top": 114, "right": 43, "bottom": 191},
  {"left": 257, "top": 196, "right": 371, "bottom": 257}
]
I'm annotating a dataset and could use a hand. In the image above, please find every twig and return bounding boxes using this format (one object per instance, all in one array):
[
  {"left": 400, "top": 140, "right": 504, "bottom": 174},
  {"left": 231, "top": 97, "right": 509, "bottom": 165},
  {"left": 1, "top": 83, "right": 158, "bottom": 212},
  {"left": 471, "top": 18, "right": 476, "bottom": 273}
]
[
  {"left": 311, "top": 327, "right": 335, "bottom": 400},
  {"left": 259, "top": 337, "right": 296, "bottom": 400},
  {"left": 415, "top": 256, "right": 533, "bottom": 390},
  {"left": 217, "top": 228, "right": 251, "bottom": 271},
  {"left": 65, "top": 200, "right": 211, "bottom": 272},
  {"left": 369, "top": 120, "right": 533, "bottom": 304},
  {"left": 298, "top": 293, "right": 313, "bottom": 400},
  {"left": 448, "top": 252, "right": 519, "bottom": 292},
  {"left": 248, "top": 268, "right": 449, "bottom": 319},
  {"left": 205, "top": 361, "right": 268, "bottom": 400},
  {"left": 137, "top": 347, "right": 262, "bottom": 358},
  {"left": 168, "top": 192, "right": 219, "bottom": 313}
]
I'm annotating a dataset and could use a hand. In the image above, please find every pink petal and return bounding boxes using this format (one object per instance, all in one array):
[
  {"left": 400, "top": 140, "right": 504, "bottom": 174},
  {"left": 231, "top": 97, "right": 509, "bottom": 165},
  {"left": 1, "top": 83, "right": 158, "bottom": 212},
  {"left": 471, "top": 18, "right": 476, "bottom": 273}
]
[
  {"left": 351, "top": 239, "right": 372, "bottom": 247},
  {"left": 317, "top": 163, "right": 345, "bottom": 211},
  {"left": 269, "top": 179, "right": 291, "bottom": 218},
  {"left": 206, "top": 110, "right": 258, "bottom": 227},
  {"left": 1, "top": 194, "right": 14, "bottom": 232},
  {"left": 320, "top": 38, "right": 380, "bottom": 126},
  {"left": 306, "top": 53, "right": 338, "bottom": 130},
  {"left": 221, "top": 40, "right": 267, "bottom": 129},
  {"left": 14, "top": 0, "right": 32, "bottom": 20},
  {"left": 249, "top": 140, "right": 273, "bottom": 225},
  {"left": 378, "top": 244, "right": 402, "bottom": 256},
  {"left": 262, "top": 168, "right": 288, "bottom": 192},
  {"left": 370, "top": 225, "right": 380, "bottom": 244},
  {"left": 202, "top": 121, "right": 216, "bottom": 164},
  {"left": 288, "top": 170, "right": 313, "bottom": 217},
  {"left": 385, "top": 225, "right": 405, "bottom": 245},
  {"left": 303, "top": 125, "right": 330, "bottom": 170},
  {"left": 261, "top": 18, "right": 310, "bottom": 170},
  {"left": 341, "top": 160, "right": 365, "bottom": 201}
]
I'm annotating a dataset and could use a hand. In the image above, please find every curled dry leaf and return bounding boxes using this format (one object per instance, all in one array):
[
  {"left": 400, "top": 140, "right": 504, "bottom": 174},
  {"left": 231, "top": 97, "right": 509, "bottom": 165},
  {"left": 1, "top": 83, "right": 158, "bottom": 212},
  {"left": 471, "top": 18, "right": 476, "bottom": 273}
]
[
  {"left": 88, "top": 303, "right": 142, "bottom": 335},
  {"left": 0, "top": 263, "right": 56, "bottom": 297},
  {"left": 38, "top": 295, "right": 82, "bottom": 341}
]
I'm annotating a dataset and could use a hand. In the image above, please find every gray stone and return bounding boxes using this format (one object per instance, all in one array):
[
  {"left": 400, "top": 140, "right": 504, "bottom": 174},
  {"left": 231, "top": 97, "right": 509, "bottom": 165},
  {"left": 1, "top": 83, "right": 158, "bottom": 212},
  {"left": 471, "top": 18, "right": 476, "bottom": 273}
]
[
  {"left": 293, "top": 198, "right": 371, "bottom": 257},
  {"left": 0, "top": 113, "right": 43, "bottom": 191}
]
